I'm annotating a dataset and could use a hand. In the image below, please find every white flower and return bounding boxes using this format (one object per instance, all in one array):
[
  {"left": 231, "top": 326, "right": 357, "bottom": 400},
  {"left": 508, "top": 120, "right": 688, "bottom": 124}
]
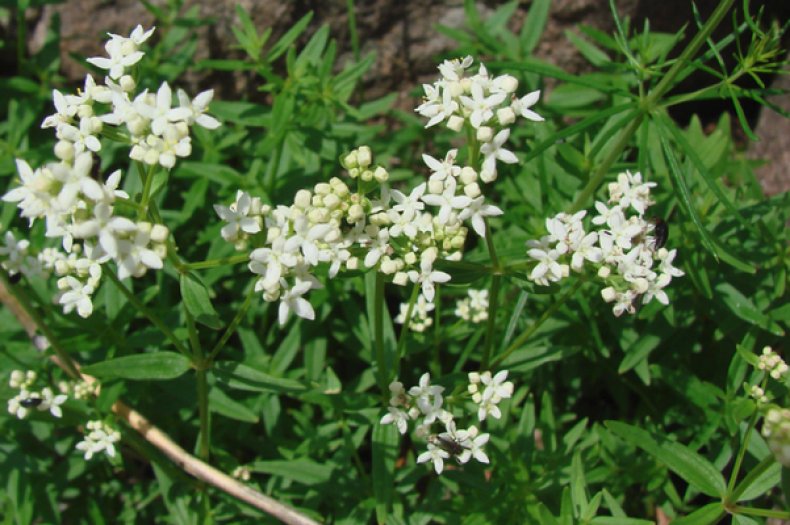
[
  {"left": 457, "top": 426, "right": 490, "bottom": 464},
  {"left": 39, "top": 387, "right": 68, "bottom": 418},
  {"left": 421, "top": 177, "right": 471, "bottom": 225},
  {"left": 511, "top": 90, "right": 544, "bottom": 122},
  {"left": 277, "top": 279, "right": 315, "bottom": 325},
  {"left": 411, "top": 256, "right": 451, "bottom": 303},
  {"left": 214, "top": 191, "right": 262, "bottom": 243},
  {"left": 135, "top": 82, "right": 191, "bottom": 136},
  {"left": 57, "top": 276, "right": 97, "bottom": 318},
  {"left": 423, "top": 150, "right": 459, "bottom": 182},
  {"left": 417, "top": 443, "right": 449, "bottom": 474},
  {"left": 527, "top": 246, "right": 565, "bottom": 286},
  {"left": 380, "top": 407, "right": 411, "bottom": 434},
  {"left": 76, "top": 420, "right": 121, "bottom": 460},
  {"left": 458, "top": 196, "right": 503, "bottom": 238},
  {"left": 177, "top": 88, "right": 221, "bottom": 129},
  {"left": 460, "top": 81, "right": 506, "bottom": 129},
  {"left": 41, "top": 89, "right": 78, "bottom": 129},
  {"left": 480, "top": 129, "right": 517, "bottom": 183}
]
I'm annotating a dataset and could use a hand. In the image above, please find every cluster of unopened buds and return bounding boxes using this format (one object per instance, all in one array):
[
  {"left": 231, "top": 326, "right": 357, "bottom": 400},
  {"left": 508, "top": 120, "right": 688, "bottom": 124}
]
[
  {"left": 7, "top": 370, "right": 67, "bottom": 419},
  {"left": 1, "top": 25, "right": 218, "bottom": 319},
  {"left": 526, "top": 171, "right": 684, "bottom": 316},
  {"left": 76, "top": 420, "right": 121, "bottom": 460},
  {"left": 758, "top": 346, "right": 788, "bottom": 380},
  {"left": 59, "top": 378, "right": 100, "bottom": 400},
  {"left": 380, "top": 371, "right": 513, "bottom": 474}
]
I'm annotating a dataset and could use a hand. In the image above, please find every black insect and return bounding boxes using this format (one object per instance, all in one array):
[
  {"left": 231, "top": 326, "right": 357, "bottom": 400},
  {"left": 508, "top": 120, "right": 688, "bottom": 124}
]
[
  {"left": 650, "top": 217, "right": 669, "bottom": 250},
  {"left": 20, "top": 396, "right": 43, "bottom": 408},
  {"left": 8, "top": 272, "right": 22, "bottom": 285},
  {"left": 430, "top": 435, "right": 466, "bottom": 456}
]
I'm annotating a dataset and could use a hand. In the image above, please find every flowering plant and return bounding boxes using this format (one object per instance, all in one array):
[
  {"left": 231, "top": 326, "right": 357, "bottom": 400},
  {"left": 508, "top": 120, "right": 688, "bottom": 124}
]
[{"left": 0, "top": 1, "right": 788, "bottom": 523}]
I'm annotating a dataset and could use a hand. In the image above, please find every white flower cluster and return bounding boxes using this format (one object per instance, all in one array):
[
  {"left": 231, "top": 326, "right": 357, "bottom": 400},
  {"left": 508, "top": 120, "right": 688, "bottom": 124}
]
[
  {"left": 7, "top": 370, "right": 67, "bottom": 419},
  {"left": 3, "top": 25, "right": 219, "bottom": 319},
  {"left": 58, "top": 378, "right": 100, "bottom": 400},
  {"left": 748, "top": 384, "right": 769, "bottom": 404},
  {"left": 758, "top": 346, "right": 788, "bottom": 380},
  {"left": 417, "top": 55, "right": 543, "bottom": 183},
  {"left": 455, "top": 289, "right": 489, "bottom": 323},
  {"left": 468, "top": 370, "right": 514, "bottom": 421},
  {"left": 394, "top": 295, "right": 435, "bottom": 333},
  {"left": 0, "top": 231, "right": 42, "bottom": 278},
  {"left": 526, "top": 171, "right": 684, "bottom": 316},
  {"left": 380, "top": 371, "right": 512, "bottom": 474},
  {"left": 216, "top": 146, "right": 495, "bottom": 326},
  {"left": 762, "top": 407, "right": 790, "bottom": 467},
  {"left": 76, "top": 420, "right": 121, "bottom": 460}
]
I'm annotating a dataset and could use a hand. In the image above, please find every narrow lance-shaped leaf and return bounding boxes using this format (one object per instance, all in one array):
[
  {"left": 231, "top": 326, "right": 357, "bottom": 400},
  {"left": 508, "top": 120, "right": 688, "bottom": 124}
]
[{"left": 82, "top": 352, "right": 192, "bottom": 381}]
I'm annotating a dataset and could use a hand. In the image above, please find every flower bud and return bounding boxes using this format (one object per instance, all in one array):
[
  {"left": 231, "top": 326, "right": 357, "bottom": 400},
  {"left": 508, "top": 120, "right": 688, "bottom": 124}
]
[
  {"left": 428, "top": 179, "right": 444, "bottom": 195},
  {"left": 54, "top": 140, "right": 75, "bottom": 161},
  {"left": 360, "top": 169, "right": 374, "bottom": 182},
  {"left": 380, "top": 258, "right": 398, "bottom": 274},
  {"left": 497, "top": 107, "right": 516, "bottom": 126},
  {"left": 348, "top": 204, "right": 365, "bottom": 223},
  {"left": 404, "top": 252, "right": 417, "bottom": 265},
  {"left": 496, "top": 75, "right": 518, "bottom": 93},
  {"left": 393, "top": 272, "right": 409, "bottom": 286},
  {"left": 346, "top": 257, "right": 359, "bottom": 270},
  {"left": 150, "top": 224, "right": 169, "bottom": 243},
  {"left": 446, "top": 115, "right": 464, "bottom": 132},
  {"left": 476, "top": 126, "right": 493, "bottom": 143},
  {"left": 323, "top": 193, "right": 340, "bottom": 210},
  {"left": 598, "top": 266, "right": 611, "bottom": 278},
  {"left": 459, "top": 166, "right": 477, "bottom": 185},
  {"left": 342, "top": 151, "right": 358, "bottom": 169},
  {"left": 120, "top": 75, "right": 136, "bottom": 92},
  {"left": 464, "top": 183, "right": 481, "bottom": 198},
  {"left": 357, "top": 146, "right": 372, "bottom": 168},
  {"left": 294, "top": 189, "right": 312, "bottom": 209},
  {"left": 374, "top": 166, "right": 389, "bottom": 183},
  {"left": 601, "top": 287, "right": 617, "bottom": 302}
]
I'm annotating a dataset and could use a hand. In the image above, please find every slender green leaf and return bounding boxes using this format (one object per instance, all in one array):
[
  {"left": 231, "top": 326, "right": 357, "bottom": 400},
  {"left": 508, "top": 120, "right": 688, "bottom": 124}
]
[
  {"left": 179, "top": 273, "right": 222, "bottom": 330},
  {"left": 670, "top": 502, "right": 725, "bottom": 525},
  {"left": 82, "top": 352, "right": 191, "bottom": 381},
  {"left": 606, "top": 421, "right": 726, "bottom": 497},
  {"left": 519, "top": 0, "right": 551, "bottom": 54},
  {"left": 715, "top": 283, "right": 784, "bottom": 336},
  {"left": 208, "top": 387, "right": 259, "bottom": 423},
  {"left": 251, "top": 459, "right": 333, "bottom": 485},
  {"left": 372, "top": 422, "right": 398, "bottom": 523},
  {"left": 213, "top": 361, "right": 307, "bottom": 394}
]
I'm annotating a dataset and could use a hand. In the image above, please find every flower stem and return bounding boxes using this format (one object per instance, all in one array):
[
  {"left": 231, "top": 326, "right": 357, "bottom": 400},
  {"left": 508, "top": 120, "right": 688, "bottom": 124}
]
[
  {"left": 105, "top": 268, "right": 191, "bottom": 357},
  {"left": 0, "top": 269, "right": 81, "bottom": 379},
  {"left": 396, "top": 282, "right": 421, "bottom": 361},
  {"left": 186, "top": 254, "right": 250, "bottom": 271},
  {"left": 184, "top": 305, "right": 211, "bottom": 461},
  {"left": 726, "top": 375, "right": 767, "bottom": 495},
  {"left": 491, "top": 279, "right": 584, "bottom": 369},
  {"left": 480, "top": 220, "right": 502, "bottom": 370},
  {"left": 138, "top": 163, "right": 156, "bottom": 221},
  {"left": 374, "top": 272, "right": 387, "bottom": 394},
  {"left": 207, "top": 284, "right": 256, "bottom": 362}
]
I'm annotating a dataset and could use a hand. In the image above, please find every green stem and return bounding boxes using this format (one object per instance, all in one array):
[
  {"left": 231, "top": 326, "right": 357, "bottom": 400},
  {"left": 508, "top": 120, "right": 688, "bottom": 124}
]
[
  {"left": 569, "top": 114, "right": 644, "bottom": 213},
  {"left": 0, "top": 269, "right": 80, "bottom": 379},
  {"left": 491, "top": 279, "right": 584, "bottom": 369},
  {"left": 184, "top": 305, "right": 210, "bottom": 461},
  {"left": 645, "top": 0, "right": 737, "bottom": 107},
  {"left": 138, "top": 163, "right": 156, "bottom": 220},
  {"left": 480, "top": 219, "right": 502, "bottom": 370},
  {"left": 346, "top": 0, "right": 360, "bottom": 63},
  {"left": 729, "top": 454, "right": 775, "bottom": 503},
  {"left": 726, "top": 375, "right": 767, "bottom": 494},
  {"left": 373, "top": 272, "right": 387, "bottom": 394},
  {"left": 481, "top": 275, "right": 502, "bottom": 370},
  {"left": 207, "top": 285, "right": 257, "bottom": 362},
  {"left": 196, "top": 368, "right": 210, "bottom": 461},
  {"left": 731, "top": 506, "right": 790, "bottom": 519},
  {"left": 395, "top": 282, "right": 421, "bottom": 361},
  {"left": 16, "top": 5, "right": 25, "bottom": 74},
  {"left": 105, "top": 268, "right": 190, "bottom": 357},
  {"left": 186, "top": 255, "right": 250, "bottom": 271}
]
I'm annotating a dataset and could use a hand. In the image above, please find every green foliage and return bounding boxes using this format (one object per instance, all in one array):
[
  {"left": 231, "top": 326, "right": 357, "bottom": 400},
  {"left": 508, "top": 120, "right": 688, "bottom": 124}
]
[{"left": 0, "top": 0, "right": 788, "bottom": 524}]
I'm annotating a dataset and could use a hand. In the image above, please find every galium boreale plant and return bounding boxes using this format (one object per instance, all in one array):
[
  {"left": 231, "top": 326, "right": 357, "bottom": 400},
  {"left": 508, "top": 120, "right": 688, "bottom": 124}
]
[{"left": 1, "top": 0, "right": 789, "bottom": 522}]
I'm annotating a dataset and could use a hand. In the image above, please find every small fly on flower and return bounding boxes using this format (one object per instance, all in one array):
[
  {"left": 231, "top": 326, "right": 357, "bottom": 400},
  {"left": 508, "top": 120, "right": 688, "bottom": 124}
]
[
  {"left": 20, "top": 396, "right": 43, "bottom": 408},
  {"left": 649, "top": 217, "right": 669, "bottom": 251},
  {"left": 429, "top": 434, "right": 466, "bottom": 457}
]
